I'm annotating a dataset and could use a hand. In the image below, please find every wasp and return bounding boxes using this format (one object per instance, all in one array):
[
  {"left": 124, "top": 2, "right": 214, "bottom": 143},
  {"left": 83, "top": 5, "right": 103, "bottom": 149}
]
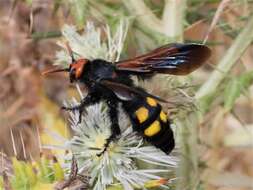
[{"left": 43, "top": 43, "right": 211, "bottom": 155}]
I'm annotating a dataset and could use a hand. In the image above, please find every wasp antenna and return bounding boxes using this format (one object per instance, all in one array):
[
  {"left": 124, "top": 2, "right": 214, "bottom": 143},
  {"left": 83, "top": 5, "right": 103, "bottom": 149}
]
[
  {"left": 42, "top": 68, "right": 69, "bottom": 75},
  {"left": 65, "top": 42, "right": 75, "bottom": 63}
]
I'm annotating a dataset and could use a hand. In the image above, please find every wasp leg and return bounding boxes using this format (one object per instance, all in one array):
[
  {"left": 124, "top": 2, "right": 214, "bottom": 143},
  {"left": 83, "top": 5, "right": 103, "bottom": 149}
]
[
  {"left": 62, "top": 92, "right": 100, "bottom": 124},
  {"left": 97, "top": 100, "right": 120, "bottom": 156}
]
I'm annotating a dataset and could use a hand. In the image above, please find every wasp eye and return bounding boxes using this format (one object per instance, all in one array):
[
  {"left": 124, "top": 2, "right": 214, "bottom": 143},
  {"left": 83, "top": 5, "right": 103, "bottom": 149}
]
[{"left": 69, "top": 68, "right": 76, "bottom": 83}]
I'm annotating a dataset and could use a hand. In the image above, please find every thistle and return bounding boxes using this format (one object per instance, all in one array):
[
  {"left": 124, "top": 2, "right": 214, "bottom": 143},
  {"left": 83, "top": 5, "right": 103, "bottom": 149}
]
[{"left": 64, "top": 101, "right": 177, "bottom": 190}]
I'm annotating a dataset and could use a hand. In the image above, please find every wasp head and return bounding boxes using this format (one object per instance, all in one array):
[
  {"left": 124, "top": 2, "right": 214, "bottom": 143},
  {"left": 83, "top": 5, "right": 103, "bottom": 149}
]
[
  {"left": 42, "top": 58, "right": 89, "bottom": 83},
  {"left": 42, "top": 43, "right": 90, "bottom": 82},
  {"left": 69, "top": 59, "right": 89, "bottom": 82}
]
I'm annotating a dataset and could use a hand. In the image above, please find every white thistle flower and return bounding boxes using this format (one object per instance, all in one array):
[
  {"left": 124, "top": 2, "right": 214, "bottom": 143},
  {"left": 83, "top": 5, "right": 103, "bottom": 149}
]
[
  {"left": 55, "top": 19, "right": 128, "bottom": 68},
  {"left": 64, "top": 100, "right": 177, "bottom": 190}
]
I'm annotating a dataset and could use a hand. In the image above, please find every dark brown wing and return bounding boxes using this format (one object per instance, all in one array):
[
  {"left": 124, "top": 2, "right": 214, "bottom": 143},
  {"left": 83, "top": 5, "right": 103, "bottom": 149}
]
[
  {"left": 100, "top": 80, "right": 168, "bottom": 102},
  {"left": 115, "top": 43, "right": 211, "bottom": 75}
]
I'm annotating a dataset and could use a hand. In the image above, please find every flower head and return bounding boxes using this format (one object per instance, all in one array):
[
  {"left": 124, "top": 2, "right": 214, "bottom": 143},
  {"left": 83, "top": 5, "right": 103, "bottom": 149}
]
[
  {"left": 55, "top": 19, "right": 128, "bottom": 67},
  {"left": 64, "top": 101, "right": 177, "bottom": 190}
]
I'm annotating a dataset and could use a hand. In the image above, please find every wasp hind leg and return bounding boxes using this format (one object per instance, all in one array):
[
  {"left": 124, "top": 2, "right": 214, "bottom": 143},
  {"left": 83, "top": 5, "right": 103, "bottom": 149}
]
[{"left": 97, "top": 100, "right": 120, "bottom": 156}]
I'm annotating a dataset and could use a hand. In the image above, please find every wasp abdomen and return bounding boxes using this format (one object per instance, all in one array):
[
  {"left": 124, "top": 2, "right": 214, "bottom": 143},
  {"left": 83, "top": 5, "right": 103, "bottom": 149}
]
[
  {"left": 124, "top": 97, "right": 175, "bottom": 154},
  {"left": 144, "top": 116, "right": 175, "bottom": 154}
]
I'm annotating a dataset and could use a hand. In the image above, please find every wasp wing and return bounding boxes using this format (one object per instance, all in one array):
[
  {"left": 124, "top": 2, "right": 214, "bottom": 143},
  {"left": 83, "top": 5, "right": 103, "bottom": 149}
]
[
  {"left": 100, "top": 80, "right": 168, "bottom": 102},
  {"left": 115, "top": 43, "right": 211, "bottom": 75}
]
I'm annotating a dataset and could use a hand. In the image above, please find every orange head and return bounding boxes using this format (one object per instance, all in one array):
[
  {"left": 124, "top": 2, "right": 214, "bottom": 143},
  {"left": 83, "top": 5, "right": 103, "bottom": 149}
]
[
  {"left": 69, "top": 59, "right": 89, "bottom": 82},
  {"left": 42, "top": 58, "right": 89, "bottom": 83},
  {"left": 42, "top": 43, "right": 90, "bottom": 82}
]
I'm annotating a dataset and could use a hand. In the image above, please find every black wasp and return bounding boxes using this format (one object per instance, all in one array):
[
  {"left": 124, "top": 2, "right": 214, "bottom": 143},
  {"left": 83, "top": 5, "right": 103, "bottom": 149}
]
[{"left": 43, "top": 43, "right": 211, "bottom": 155}]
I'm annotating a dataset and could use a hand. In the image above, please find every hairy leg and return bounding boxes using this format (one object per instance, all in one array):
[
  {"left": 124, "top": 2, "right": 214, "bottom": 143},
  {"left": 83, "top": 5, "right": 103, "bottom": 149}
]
[
  {"left": 97, "top": 100, "right": 121, "bottom": 156},
  {"left": 62, "top": 92, "right": 100, "bottom": 123}
]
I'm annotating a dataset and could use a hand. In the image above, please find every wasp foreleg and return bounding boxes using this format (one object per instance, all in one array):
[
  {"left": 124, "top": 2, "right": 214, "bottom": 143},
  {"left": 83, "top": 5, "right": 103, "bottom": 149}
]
[{"left": 61, "top": 92, "right": 100, "bottom": 124}]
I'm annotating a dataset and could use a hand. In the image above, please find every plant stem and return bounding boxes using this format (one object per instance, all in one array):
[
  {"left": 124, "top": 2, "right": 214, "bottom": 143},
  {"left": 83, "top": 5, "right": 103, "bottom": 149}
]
[
  {"left": 195, "top": 14, "right": 253, "bottom": 102},
  {"left": 176, "top": 13, "right": 253, "bottom": 190},
  {"left": 122, "top": 0, "right": 164, "bottom": 34},
  {"left": 30, "top": 31, "right": 61, "bottom": 40},
  {"left": 162, "top": 0, "right": 187, "bottom": 42},
  {"left": 176, "top": 114, "right": 200, "bottom": 190}
]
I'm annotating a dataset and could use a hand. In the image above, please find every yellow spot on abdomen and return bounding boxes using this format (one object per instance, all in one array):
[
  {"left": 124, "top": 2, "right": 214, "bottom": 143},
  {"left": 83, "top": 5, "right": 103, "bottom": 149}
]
[
  {"left": 144, "top": 120, "right": 161, "bottom": 137},
  {"left": 135, "top": 107, "right": 149, "bottom": 123},
  {"left": 160, "top": 111, "right": 167, "bottom": 122},
  {"left": 146, "top": 97, "right": 157, "bottom": 107}
]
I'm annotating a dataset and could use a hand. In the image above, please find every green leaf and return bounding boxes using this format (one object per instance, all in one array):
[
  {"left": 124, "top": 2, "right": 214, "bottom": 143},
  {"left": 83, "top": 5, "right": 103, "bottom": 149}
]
[
  {"left": 37, "top": 154, "right": 54, "bottom": 183},
  {"left": 0, "top": 176, "right": 3, "bottom": 190},
  {"left": 31, "top": 31, "right": 62, "bottom": 40},
  {"left": 11, "top": 158, "right": 31, "bottom": 190},
  {"left": 52, "top": 157, "right": 64, "bottom": 181},
  {"left": 224, "top": 71, "right": 253, "bottom": 111}
]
